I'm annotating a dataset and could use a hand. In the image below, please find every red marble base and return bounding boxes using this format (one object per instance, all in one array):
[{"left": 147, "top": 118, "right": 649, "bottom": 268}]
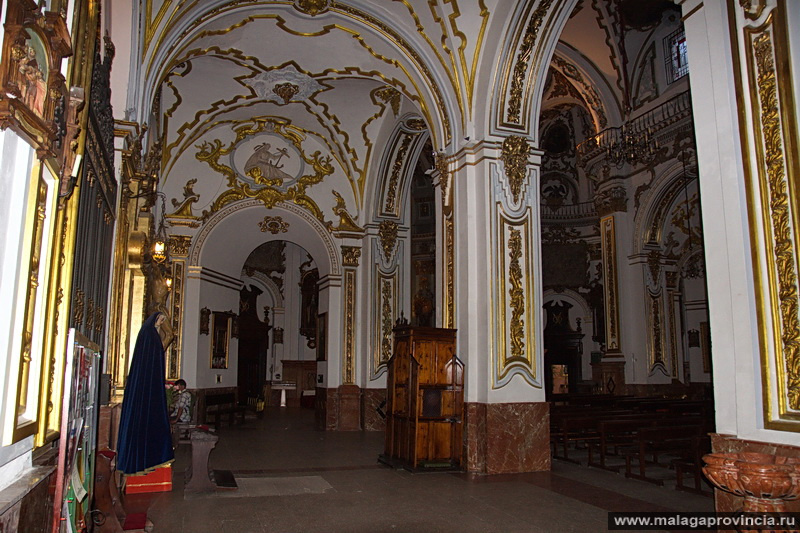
[
  {"left": 337, "top": 385, "right": 362, "bottom": 431},
  {"left": 362, "top": 388, "right": 386, "bottom": 432},
  {"left": 710, "top": 434, "right": 800, "bottom": 514},
  {"left": 465, "top": 402, "right": 550, "bottom": 474}
]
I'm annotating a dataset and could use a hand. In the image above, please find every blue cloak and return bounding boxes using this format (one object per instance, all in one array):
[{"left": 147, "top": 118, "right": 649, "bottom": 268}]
[{"left": 116, "top": 312, "right": 174, "bottom": 475}]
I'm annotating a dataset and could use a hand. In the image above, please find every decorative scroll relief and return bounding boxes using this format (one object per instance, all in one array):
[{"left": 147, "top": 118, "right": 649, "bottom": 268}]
[
  {"left": 500, "top": 136, "right": 532, "bottom": 207},
  {"left": 647, "top": 289, "right": 668, "bottom": 376},
  {"left": 494, "top": 214, "right": 538, "bottom": 388},
  {"left": 504, "top": 0, "right": 555, "bottom": 127},
  {"left": 382, "top": 133, "right": 414, "bottom": 217},
  {"left": 168, "top": 260, "right": 185, "bottom": 380},
  {"left": 372, "top": 270, "right": 398, "bottom": 378},
  {"left": 601, "top": 216, "right": 621, "bottom": 352},
  {"left": 444, "top": 215, "right": 455, "bottom": 328},
  {"left": 343, "top": 269, "right": 357, "bottom": 385},
  {"left": 378, "top": 220, "right": 399, "bottom": 262},
  {"left": 739, "top": 10, "right": 800, "bottom": 429},
  {"left": 195, "top": 118, "right": 334, "bottom": 225}
]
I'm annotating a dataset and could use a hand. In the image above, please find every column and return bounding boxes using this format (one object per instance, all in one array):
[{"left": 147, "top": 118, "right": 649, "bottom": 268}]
[{"left": 449, "top": 137, "right": 549, "bottom": 475}]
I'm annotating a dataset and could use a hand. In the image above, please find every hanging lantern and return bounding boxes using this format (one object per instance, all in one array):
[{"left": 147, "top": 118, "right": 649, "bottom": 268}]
[{"left": 153, "top": 238, "right": 167, "bottom": 263}]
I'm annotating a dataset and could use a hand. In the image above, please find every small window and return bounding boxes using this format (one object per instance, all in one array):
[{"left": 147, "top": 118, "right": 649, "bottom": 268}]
[{"left": 664, "top": 28, "right": 689, "bottom": 83}]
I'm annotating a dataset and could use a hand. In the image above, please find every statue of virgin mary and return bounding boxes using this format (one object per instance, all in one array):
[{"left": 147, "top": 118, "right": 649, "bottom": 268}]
[{"left": 116, "top": 312, "right": 174, "bottom": 475}]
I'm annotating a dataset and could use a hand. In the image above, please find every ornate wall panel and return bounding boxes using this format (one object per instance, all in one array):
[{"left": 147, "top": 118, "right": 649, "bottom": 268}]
[
  {"left": 373, "top": 268, "right": 398, "bottom": 378},
  {"left": 491, "top": 148, "right": 540, "bottom": 388},
  {"left": 647, "top": 289, "right": 667, "bottom": 375},
  {"left": 342, "top": 268, "right": 357, "bottom": 385},
  {"left": 731, "top": 0, "right": 800, "bottom": 430},
  {"left": 601, "top": 216, "right": 621, "bottom": 353}
]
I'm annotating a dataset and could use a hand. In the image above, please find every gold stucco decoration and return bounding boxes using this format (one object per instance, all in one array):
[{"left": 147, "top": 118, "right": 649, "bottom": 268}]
[
  {"left": 378, "top": 220, "right": 399, "bottom": 261},
  {"left": 294, "top": 0, "right": 329, "bottom": 16},
  {"left": 752, "top": 31, "right": 800, "bottom": 409},
  {"left": 375, "top": 86, "right": 401, "bottom": 116},
  {"left": 273, "top": 82, "right": 300, "bottom": 104},
  {"left": 508, "top": 228, "right": 525, "bottom": 359},
  {"left": 506, "top": 0, "right": 554, "bottom": 124},
  {"left": 258, "top": 215, "right": 290, "bottom": 234},
  {"left": 168, "top": 235, "right": 192, "bottom": 257},
  {"left": 168, "top": 178, "right": 200, "bottom": 220},
  {"left": 341, "top": 246, "right": 361, "bottom": 267},
  {"left": 501, "top": 135, "right": 531, "bottom": 204},
  {"left": 330, "top": 191, "right": 363, "bottom": 232},
  {"left": 195, "top": 118, "right": 334, "bottom": 225}
]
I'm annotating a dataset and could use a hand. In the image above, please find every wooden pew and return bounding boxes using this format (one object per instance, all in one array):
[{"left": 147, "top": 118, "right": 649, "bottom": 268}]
[
  {"left": 205, "top": 391, "right": 246, "bottom": 429},
  {"left": 587, "top": 417, "right": 656, "bottom": 471},
  {"left": 624, "top": 424, "right": 705, "bottom": 485}
]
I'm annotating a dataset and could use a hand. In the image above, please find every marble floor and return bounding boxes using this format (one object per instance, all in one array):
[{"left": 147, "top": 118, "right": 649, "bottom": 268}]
[{"left": 137, "top": 407, "right": 714, "bottom": 533}]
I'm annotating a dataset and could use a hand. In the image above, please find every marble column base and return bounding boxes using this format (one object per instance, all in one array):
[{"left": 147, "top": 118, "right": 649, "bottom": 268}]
[
  {"left": 362, "top": 388, "right": 386, "bottom": 432},
  {"left": 337, "top": 385, "right": 362, "bottom": 431},
  {"left": 465, "top": 402, "right": 550, "bottom": 474},
  {"left": 710, "top": 434, "right": 800, "bottom": 513},
  {"left": 315, "top": 386, "right": 363, "bottom": 430}
]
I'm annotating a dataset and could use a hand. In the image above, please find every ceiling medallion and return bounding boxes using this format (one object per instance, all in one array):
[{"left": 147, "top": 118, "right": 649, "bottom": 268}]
[
  {"left": 259, "top": 216, "right": 290, "bottom": 234},
  {"left": 246, "top": 65, "right": 325, "bottom": 105},
  {"left": 273, "top": 82, "right": 299, "bottom": 105},
  {"left": 196, "top": 117, "right": 333, "bottom": 224},
  {"left": 294, "top": 0, "right": 330, "bottom": 16}
]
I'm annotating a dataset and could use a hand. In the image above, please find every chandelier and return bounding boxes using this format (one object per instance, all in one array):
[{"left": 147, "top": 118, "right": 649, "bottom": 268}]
[{"left": 605, "top": 122, "right": 658, "bottom": 167}]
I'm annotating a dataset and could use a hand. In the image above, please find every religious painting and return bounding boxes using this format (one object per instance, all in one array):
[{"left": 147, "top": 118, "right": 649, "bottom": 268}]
[
  {"left": 210, "top": 312, "right": 230, "bottom": 369},
  {"left": 18, "top": 33, "right": 48, "bottom": 118},
  {"left": 316, "top": 313, "right": 327, "bottom": 361}
]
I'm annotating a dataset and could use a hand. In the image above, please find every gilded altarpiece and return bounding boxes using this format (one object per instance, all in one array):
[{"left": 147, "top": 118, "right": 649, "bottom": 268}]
[
  {"left": 491, "top": 137, "right": 540, "bottom": 388},
  {"left": 731, "top": 0, "right": 800, "bottom": 430}
]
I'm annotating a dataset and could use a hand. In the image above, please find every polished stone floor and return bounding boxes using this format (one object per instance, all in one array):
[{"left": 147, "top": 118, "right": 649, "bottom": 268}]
[{"left": 137, "top": 406, "right": 714, "bottom": 533}]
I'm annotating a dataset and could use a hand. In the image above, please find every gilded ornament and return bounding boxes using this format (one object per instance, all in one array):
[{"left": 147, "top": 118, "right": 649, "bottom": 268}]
[
  {"left": 647, "top": 250, "right": 661, "bottom": 284},
  {"left": 445, "top": 217, "right": 455, "bottom": 327},
  {"left": 74, "top": 289, "right": 85, "bottom": 326},
  {"left": 168, "top": 178, "right": 200, "bottom": 219},
  {"left": 594, "top": 186, "right": 627, "bottom": 217},
  {"left": 384, "top": 134, "right": 413, "bottom": 214},
  {"left": 381, "top": 280, "right": 393, "bottom": 363},
  {"left": 168, "top": 235, "right": 192, "bottom": 257},
  {"left": 195, "top": 118, "right": 333, "bottom": 225},
  {"left": 258, "top": 215, "right": 290, "bottom": 234},
  {"left": 341, "top": 246, "right": 361, "bottom": 267},
  {"left": 508, "top": 229, "right": 526, "bottom": 359},
  {"left": 330, "top": 191, "right": 363, "bottom": 232},
  {"left": 295, "top": 0, "right": 330, "bottom": 16},
  {"left": 273, "top": 82, "right": 300, "bottom": 105},
  {"left": 405, "top": 118, "right": 427, "bottom": 131},
  {"left": 739, "top": 0, "right": 766, "bottom": 20},
  {"left": 434, "top": 151, "right": 450, "bottom": 207},
  {"left": 752, "top": 31, "right": 800, "bottom": 409},
  {"left": 378, "top": 220, "right": 399, "bottom": 261},
  {"left": 501, "top": 136, "right": 531, "bottom": 204},
  {"left": 506, "top": 0, "right": 555, "bottom": 124},
  {"left": 375, "top": 87, "right": 401, "bottom": 116},
  {"left": 343, "top": 270, "right": 356, "bottom": 384}
]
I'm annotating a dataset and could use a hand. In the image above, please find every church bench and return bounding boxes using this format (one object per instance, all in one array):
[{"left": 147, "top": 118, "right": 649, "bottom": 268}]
[
  {"left": 587, "top": 417, "right": 657, "bottom": 471},
  {"left": 623, "top": 424, "right": 706, "bottom": 485},
  {"left": 204, "top": 392, "right": 247, "bottom": 429},
  {"left": 550, "top": 410, "right": 637, "bottom": 463},
  {"left": 671, "top": 434, "right": 712, "bottom": 496}
]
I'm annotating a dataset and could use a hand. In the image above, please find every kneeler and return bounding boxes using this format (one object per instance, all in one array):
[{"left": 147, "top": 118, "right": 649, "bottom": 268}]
[{"left": 94, "top": 450, "right": 153, "bottom": 532}]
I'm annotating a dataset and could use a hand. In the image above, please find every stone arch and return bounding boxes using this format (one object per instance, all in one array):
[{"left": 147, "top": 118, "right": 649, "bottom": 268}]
[{"left": 189, "top": 200, "right": 340, "bottom": 278}]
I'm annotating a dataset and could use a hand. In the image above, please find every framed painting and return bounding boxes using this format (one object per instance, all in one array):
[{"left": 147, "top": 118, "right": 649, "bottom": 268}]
[{"left": 210, "top": 312, "right": 230, "bottom": 369}]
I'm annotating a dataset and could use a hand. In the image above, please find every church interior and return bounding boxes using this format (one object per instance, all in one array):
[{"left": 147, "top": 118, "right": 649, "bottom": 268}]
[{"left": 1, "top": 0, "right": 800, "bottom": 531}]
